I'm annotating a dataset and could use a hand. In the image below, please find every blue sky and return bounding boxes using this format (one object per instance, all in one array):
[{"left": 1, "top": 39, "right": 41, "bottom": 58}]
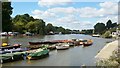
[
  {"left": 11, "top": 1, "right": 118, "bottom": 30},
  {"left": 11, "top": 2, "right": 100, "bottom": 17}
]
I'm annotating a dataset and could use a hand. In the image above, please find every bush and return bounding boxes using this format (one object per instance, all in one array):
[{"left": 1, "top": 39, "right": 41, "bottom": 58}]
[{"left": 102, "top": 31, "right": 112, "bottom": 38}]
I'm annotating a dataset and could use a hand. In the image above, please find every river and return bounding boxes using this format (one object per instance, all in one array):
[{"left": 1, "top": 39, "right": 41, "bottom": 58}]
[{"left": 1, "top": 34, "right": 114, "bottom": 66}]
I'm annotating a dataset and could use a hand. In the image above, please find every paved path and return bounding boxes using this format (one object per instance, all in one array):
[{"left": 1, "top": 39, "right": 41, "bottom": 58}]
[{"left": 95, "top": 40, "right": 118, "bottom": 59}]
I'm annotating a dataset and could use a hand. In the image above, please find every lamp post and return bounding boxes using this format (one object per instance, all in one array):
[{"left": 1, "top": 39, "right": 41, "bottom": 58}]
[{"left": 116, "top": 27, "right": 119, "bottom": 39}]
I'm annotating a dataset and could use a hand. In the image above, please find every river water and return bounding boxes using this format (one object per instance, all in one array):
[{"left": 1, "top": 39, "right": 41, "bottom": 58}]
[{"left": 1, "top": 34, "right": 114, "bottom": 66}]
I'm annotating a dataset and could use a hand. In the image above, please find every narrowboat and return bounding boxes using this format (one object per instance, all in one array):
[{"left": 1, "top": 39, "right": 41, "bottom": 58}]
[{"left": 27, "top": 49, "right": 49, "bottom": 60}]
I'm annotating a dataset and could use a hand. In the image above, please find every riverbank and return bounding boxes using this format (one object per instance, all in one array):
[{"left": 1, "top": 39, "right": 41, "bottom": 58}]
[{"left": 95, "top": 40, "right": 118, "bottom": 59}]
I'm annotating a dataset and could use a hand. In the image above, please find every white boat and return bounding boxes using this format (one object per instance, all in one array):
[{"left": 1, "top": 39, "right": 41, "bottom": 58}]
[
  {"left": 68, "top": 42, "right": 74, "bottom": 46},
  {"left": 0, "top": 32, "right": 7, "bottom": 36},
  {"left": 56, "top": 43, "right": 69, "bottom": 50},
  {"left": 92, "top": 34, "right": 100, "bottom": 37}
]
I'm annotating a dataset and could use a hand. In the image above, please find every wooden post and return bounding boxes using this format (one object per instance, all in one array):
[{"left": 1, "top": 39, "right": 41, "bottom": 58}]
[
  {"left": 11, "top": 51, "right": 14, "bottom": 60},
  {"left": 1, "top": 59, "right": 3, "bottom": 64}
]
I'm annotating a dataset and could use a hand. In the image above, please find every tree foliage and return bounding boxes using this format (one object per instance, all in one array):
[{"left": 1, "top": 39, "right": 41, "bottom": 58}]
[
  {"left": 106, "top": 20, "right": 112, "bottom": 29},
  {"left": 12, "top": 14, "right": 75, "bottom": 35},
  {"left": 80, "top": 29, "right": 93, "bottom": 35},
  {"left": 94, "top": 23, "right": 106, "bottom": 34},
  {"left": 45, "top": 23, "right": 55, "bottom": 34},
  {"left": 102, "top": 31, "right": 112, "bottom": 38},
  {"left": 2, "top": 2, "right": 13, "bottom": 32}
]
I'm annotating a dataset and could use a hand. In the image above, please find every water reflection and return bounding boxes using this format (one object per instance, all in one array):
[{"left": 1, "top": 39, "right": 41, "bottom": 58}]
[{"left": 1, "top": 36, "right": 9, "bottom": 43}]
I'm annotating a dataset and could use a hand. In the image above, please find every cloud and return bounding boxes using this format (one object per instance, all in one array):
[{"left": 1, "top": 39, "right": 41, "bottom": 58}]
[
  {"left": 79, "top": 1, "right": 118, "bottom": 18},
  {"left": 48, "top": 7, "right": 77, "bottom": 14},
  {"left": 54, "top": 15, "right": 78, "bottom": 23},
  {"left": 98, "top": 1, "right": 118, "bottom": 16},
  {"left": 32, "top": 10, "right": 57, "bottom": 20},
  {"left": 34, "top": 1, "right": 118, "bottom": 18},
  {"left": 38, "top": 0, "right": 73, "bottom": 7},
  {"left": 97, "top": 15, "right": 118, "bottom": 24},
  {"left": 79, "top": 7, "right": 99, "bottom": 18},
  {"left": 31, "top": 1, "right": 118, "bottom": 30}
]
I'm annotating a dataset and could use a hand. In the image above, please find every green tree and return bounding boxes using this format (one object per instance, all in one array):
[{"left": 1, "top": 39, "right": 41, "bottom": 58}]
[
  {"left": 25, "top": 21, "right": 36, "bottom": 33},
  {"left": 13, "top": 21, "right": 24, "bottom": 33},
  {"left": 12, "top": 14, "right": 35, "bottom": 33},
  {"left": 65, "top": 29, "right": 71, "bottom": 34},
  {"left": 111, "top": 23, "right": 117, "bottom": 28},
  {"left": 12, "top": 14, "right": 34, "bottom": 25},
  {"left": 57, "top": 27, "right": 65, "bottom": 34},
  {"left": 34, "top": 19, "right": 46, "bottom": 35},
  {"left": 45, "top": 23, "right": 55, "bottom": 33},
  {"left": 106, "top": 20, "right": 112, "bottom": 29},
  {"left": 102, "top": 31, "right": 112, "bottom": 38},
  {"left": 118, "top": 24, "right": 120, "bottom": 30},
  {"left": 94, "top": 23, "right": 106, "bottom": 34},
  {"left": 2, "top": 2, "right": 13, "bottom": 32}
]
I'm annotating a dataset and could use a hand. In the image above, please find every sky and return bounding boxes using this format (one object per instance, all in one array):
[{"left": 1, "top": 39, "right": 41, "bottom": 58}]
[{"left": 11, "top": 0, "right": 118, "bottom": 30}]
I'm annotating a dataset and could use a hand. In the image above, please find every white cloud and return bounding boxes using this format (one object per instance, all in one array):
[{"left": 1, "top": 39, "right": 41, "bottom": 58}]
[
  {"left": 48, "top": 7, "right": 77, "bottom": 14},
  {"left": 31, "top": 1, "right": 118, "bottom": 30},
  {"left": 79, "top": 7, "right": 99, "bottom": 18},
  {"left": 32, "top": 10, "right": 56, "bottom": 19},
  {"left": 55, "top": 15, "right": 78, "bottom": 23},
  {"left": 78, "top": 1, "right": 118, "bottom": 18},
  {"left": 97, "top": 15, "right": 118, "bottom": 24},
  {"left": 34, "top": 1, "right": 118, "bottom": 18},
  {"left": 32, "top": 10, "right": 43, "bottom": 15},
  {"left": 98, "top": 1, "right": 118, "bottom": 16},
  {"left": 38, "top": 0, "right": 73, "bottom": 7}
]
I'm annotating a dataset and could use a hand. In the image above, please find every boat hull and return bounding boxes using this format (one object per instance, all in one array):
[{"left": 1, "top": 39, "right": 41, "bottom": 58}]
[
  {"left": 27, "top": 49, "right": 49, "bottom": 60},
  {"left": 27, "top": 53, "right": 49, "bottom": 60},
  {"left": 47, "top": 46, "right": 56, "bottom": 50},
  {"left": 83, "top": 42, "right": 93, "bottom": 47},
  {"left": 1, "top": 53, "right": 24, "bottom": 63},
  {"left": 56, "top": 46, "right": 69, "bottom": 50},
  {"left": 29, "top": 41, "right": 56, "bottom": 45}
]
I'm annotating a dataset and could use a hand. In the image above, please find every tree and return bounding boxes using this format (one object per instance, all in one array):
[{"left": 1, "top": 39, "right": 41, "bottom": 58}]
[
  {"left": 25, "top": 21, "right": 36, "bottom": 33},
  {"left": 2, "top": 2, "right": 13, "bottom": 32},
  {"left": 102, "top": 31, "right": 112, "bottom": 38},
  {"left": 106, "top": 20, "right": 112, "bottom": 29},
  {"left": 57, "top": 27, "right": 65, "bottom": 34},
  {"left": 13, "top": 21, "right": 24, "bottom": 33},
  {"left": 12, "top": 14, "right": 34, "bottom": 25},
  {"left": 12, "top": 14, "right": 36, "bottom": 33},
  {"left": 34, "top": 19, "right": 46, "bottom": 35},
  {"left": 94, "top": 23, "right": 106, "bottom": 34},
  {"left": 45, "top": 23, "right": 55, "bottom": 33},
  {"left": 111, "top": 23, "right": 117, "bottom": 28}
]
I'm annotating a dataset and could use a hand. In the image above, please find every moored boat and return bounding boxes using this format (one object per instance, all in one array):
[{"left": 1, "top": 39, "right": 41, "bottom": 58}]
[
  {"left": 0, "top": 52, "right": 25, "bottom": 63},
  {"left": 56, "top": 43, "right": 69, "bottom": 50},
  {"left": 27, "top": 49, "right": 49, "bottom": 60},
  {"left": 1, "top": 44, "right": 21, "bottom": 50},
  {"left": 0, "top": 54, "right": 13, "bottom": 63},
  {"left": 29, "top": 40, "right": 73, "bottom": 45},
  {"left": 27, "top": 45, "right": 43, "bottom": 50},
  {"left": 92, "top": 34, "right": 100, "bottom": 37},
  {"left": 68, "top": 42, "right": 75, "bottom": 46},
  {"left": 29, "top": 41, "right": 56, "bottom": 45},
  {"left": 2, "top": 43, "right": 9, "bottom": 47},
  {"left": 47, "top": 44, "right": 56, "bottom": 50},
  {"left": 0, "top": 44, "right": 28, "bottom": 54},
  {"left": 83, "top": 39, "right": 93, "bottom": 46}
]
